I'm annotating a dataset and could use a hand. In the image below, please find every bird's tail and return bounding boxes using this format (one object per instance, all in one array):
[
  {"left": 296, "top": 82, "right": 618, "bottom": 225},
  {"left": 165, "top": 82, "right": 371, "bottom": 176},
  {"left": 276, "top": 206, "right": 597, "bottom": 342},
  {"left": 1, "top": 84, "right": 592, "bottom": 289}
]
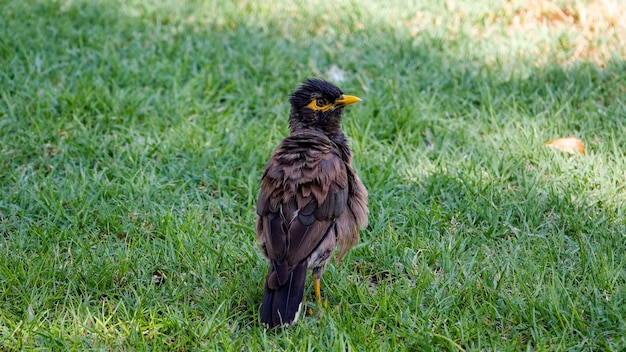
[{"left": 260, "top": 261, "right": 308, "bottom": 328}]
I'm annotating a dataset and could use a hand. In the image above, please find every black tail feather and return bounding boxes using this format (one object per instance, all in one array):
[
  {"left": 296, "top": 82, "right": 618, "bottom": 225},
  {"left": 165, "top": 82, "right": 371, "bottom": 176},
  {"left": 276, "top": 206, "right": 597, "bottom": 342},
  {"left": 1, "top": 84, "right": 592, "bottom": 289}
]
[{"left": 260, "top": 261, "right": 308, "bottom": 328}]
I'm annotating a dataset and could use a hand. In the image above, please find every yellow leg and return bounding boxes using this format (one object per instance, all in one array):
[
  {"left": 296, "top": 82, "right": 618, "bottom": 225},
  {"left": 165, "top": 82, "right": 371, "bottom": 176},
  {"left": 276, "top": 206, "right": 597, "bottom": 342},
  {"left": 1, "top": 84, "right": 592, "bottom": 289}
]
[
  {"left": 313, "top": 274, "right": 322, "bottom": 306},
  {"left": 313, "top": 274, "right": 328, "bottom": 310}
]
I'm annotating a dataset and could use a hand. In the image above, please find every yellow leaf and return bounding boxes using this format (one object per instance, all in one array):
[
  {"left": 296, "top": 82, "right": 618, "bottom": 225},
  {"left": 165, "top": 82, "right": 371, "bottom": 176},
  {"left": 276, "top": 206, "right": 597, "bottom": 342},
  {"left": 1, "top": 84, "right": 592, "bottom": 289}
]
[{"left": 545, "top": 137, "right": 586, "bottom": 155}]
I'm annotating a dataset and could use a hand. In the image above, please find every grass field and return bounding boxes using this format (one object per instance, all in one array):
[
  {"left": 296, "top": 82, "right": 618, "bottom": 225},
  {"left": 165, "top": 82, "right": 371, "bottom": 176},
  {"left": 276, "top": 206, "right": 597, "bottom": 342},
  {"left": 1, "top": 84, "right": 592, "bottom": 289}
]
[{"left": 1, "top": 0, "right": 626, "bottom": 350}]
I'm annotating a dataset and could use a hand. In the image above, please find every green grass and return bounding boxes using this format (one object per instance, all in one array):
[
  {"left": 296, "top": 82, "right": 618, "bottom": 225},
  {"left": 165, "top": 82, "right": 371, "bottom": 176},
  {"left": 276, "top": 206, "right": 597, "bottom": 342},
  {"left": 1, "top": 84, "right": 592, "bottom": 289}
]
[{"left": 1, "top": 0, "right": 626, "bottom": 350}]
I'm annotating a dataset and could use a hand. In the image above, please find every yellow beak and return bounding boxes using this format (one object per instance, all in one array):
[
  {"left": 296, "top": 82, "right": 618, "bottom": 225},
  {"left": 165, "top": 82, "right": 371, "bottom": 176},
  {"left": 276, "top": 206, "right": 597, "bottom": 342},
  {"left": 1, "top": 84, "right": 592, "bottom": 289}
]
[{"left": 334, "top": 94, "right": 362, "bottom": 106}]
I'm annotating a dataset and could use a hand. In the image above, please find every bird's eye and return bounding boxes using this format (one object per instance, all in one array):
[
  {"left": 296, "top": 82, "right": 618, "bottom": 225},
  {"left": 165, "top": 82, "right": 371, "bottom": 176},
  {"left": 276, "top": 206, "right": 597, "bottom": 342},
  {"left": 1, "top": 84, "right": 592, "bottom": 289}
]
[{"left": 316, "top": 98, "right": 327, "bottom": 107}]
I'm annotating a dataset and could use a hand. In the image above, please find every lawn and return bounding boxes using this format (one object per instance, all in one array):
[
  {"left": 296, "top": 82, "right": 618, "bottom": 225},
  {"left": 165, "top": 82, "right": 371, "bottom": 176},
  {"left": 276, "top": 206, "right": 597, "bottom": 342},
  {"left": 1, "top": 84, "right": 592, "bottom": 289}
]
[{"left": 1, "top": 0, "right": 625, "bottom": 350}]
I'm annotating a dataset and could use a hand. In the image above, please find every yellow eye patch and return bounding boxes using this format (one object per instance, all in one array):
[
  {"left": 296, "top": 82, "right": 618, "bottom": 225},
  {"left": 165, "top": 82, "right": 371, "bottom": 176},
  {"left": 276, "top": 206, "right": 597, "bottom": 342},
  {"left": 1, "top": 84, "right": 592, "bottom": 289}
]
[{"left": 306, "top": 99, "right": 333, "bottom": 112}]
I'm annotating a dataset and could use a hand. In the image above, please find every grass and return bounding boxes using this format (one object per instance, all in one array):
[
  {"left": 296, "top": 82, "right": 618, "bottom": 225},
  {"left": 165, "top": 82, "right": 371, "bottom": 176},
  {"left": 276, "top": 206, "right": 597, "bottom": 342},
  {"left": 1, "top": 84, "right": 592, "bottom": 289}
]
[{"left": 1, "top": 0, "right": 625, "bottom": 350}]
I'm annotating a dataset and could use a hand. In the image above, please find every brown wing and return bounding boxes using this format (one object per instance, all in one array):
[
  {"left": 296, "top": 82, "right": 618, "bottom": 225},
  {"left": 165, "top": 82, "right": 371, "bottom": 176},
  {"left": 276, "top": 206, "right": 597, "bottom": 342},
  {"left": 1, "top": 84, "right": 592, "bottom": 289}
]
[
  {"left": 334, "top": 165, "right": 368, "bottom": 262},
  {"left": 256, "top": 132, "right": 348, "bottom": 289}
]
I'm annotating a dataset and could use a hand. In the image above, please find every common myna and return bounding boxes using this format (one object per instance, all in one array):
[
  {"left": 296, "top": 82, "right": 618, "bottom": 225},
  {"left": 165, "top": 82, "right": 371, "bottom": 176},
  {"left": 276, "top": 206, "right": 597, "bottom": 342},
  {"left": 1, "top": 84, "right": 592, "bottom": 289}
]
[{"left": 256, "top": 78, "right": 368, "bottom": 328}]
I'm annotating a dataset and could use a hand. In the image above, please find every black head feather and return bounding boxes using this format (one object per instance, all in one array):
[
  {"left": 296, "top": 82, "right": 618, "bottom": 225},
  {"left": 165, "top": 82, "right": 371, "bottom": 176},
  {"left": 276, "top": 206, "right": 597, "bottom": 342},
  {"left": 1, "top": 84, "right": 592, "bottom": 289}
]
[
  {"left": 288, "top": 79, "right": 352, "bottom": 133},
  {"left": 289, "top": 78, "right": 343, "bottom": 109}
]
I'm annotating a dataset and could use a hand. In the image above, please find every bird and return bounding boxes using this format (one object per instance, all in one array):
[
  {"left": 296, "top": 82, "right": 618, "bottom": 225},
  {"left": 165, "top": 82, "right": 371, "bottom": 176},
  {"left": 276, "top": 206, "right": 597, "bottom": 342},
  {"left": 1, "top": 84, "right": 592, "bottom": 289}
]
[{"left": 256, "top": 78, "right": 368, "bottom": 328}]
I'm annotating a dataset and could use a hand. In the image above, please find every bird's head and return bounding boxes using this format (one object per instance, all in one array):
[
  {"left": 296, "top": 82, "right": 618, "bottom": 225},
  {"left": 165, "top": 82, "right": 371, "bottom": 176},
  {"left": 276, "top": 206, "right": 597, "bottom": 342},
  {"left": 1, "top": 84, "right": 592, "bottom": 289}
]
[{"left": 288, "top": 78, "right": 361, "bottom": 133}]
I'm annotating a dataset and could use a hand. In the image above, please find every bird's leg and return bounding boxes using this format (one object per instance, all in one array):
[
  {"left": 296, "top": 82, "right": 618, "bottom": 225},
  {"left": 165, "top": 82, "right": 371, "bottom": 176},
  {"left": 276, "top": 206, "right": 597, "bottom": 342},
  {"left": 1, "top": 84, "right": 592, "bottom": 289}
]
[
  {"left": 312, "top": 272, "right": 328, "bottom": 310},
  {"left": 313, "top": 273, "right": 322, "bottom": 306},
  {"left": 307, "top": 273, "right": 322, "bottom": 317}
]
